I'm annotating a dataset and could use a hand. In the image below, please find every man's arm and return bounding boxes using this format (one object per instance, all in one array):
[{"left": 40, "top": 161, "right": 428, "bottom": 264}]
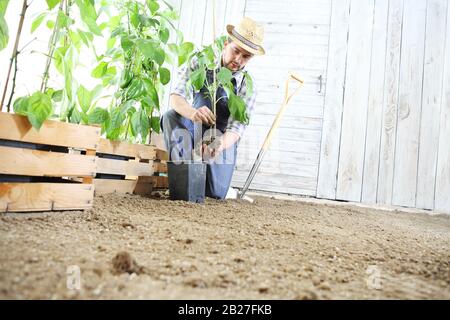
[{"left": 170, "top": 94, "right": 215, "bottom": 125}]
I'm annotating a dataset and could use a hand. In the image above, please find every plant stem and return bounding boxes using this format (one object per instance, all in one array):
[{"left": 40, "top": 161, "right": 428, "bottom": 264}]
[
  {"left": 211, "top": 0, "right": 217, "bottom": 138},
  {"left": 1, "top": 0, "right": 29, "bottom": 112},
  {"left": 6, "top": 52, "right": 19, "bottom": 112},
  {"left": 40, "top": 0, "right": 64, "bottom": 93}
]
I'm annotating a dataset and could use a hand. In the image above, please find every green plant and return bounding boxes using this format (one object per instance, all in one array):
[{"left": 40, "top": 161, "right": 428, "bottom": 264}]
[
  {"left": 99, "top": 0, "right": 194, "bottom": 143},
  {"left": 8, "top": 0, "right": 193, "bottom": 143}
]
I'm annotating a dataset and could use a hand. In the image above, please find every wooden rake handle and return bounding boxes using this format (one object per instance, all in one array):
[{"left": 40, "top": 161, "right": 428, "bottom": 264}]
[{"left": 262, "top": 72, "right": 304, "bottom": 153}]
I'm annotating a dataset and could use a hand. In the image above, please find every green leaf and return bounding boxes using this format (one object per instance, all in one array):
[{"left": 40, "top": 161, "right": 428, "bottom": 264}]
[
  {"left": 137, "top": 39, "right": 165, "bottom": 66},
  {"left": 140, "top": 109, "right": 150, "bottom": 141},
  {"left": 76, "top": 0, "right": 102, "bottom": 36},
  {"left": 142, "top": 79, "right": 159, "bottom": 109},
  {"left": 110, "top": 105, "right": 125, "bottom": 129},
  {"left": 54, "top": 46, "right": 68, "bottom": 74},
  {"left": 126, "top": 78, "right": 146, "bottom": 100},
  {"left": 120, "top": 35, "right": 134, "bottom": 52},
  {"left": 158, "top": 27, "right": 169, "bottom": 44},
  {"left": 88, "top": 107, "right": 109, "bottom": 124},
  {"left": 217, "top": 67, "right": 232, "bottom": 86},
  {"left": 102, "top": 66, "right": 117, "bottom": 86},
  {"left": 13, "top": 96, "right": 29, "bottom": 115},
  {"left": 46, "top": 19, "right": 55, "bottom": 29},
  {"left": 146, "top": 0, "right": 160, "bottom": 15},
  {"left": 130, "top": 3, "right": 139, "bottom": 28},
  {"left": 51, "top": 89, "right": 63, "bottom": 102},
  {"left": 141, "top": 96, "right": 154, "bottom": 113},
  {"left": 77, "top": 29, "right": 91, "bottom": 47},
  {"left": 31, "top": 12, "right": 47, "bottom": 33},
  {"left": 57, "top": 10, "right": 70, "bottom": 28},
  {"left": 151, "top": 116, "right": 160, "bottom": 133},
  {"left": 0, "top": 15, "right": 8, "bottom": 51},
  {"left": 0, "top": 0, "right": 9, "bottom": 16},
  {"left": 190, "top": 68, "right": 206, "bottom": 91},
  {"left": 77, "top": 85, "right": 92, "bottom": 113},
  {"left": 178, "top": 42, "right": 194, "bottom": 66},
  {"left": 224, "top": 87, "right": 249, "bottom": 125},
  {"left": 46, "top": 0, "right": 60, "bottom": 10},
  {"left": 69, "top": 106, "right": 82, "bottom": 124},
  {"left": 130, "top": 109, "right": 140, "bottom": 137},
  {"left": 159, "top": 67, "right": 170, "bottom": 85},
  {"left": 63, "top": 46, "right": 77, "bottom": 101},
  {"left": 91, "top": 61, "right": 108, "bottom": 78},
  {"left": 243, "top": 71, "right": 253, "bottom": 98},
  {"left": 27, "top": 92, "right": 53, "bottom": 130},
  {"left": 203, "top": 45, "right": 215, "bottom": 64}
]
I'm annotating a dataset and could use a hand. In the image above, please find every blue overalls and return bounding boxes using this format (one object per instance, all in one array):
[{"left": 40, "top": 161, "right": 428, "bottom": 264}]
[{"left": 161, "top": 69, "right": 239, "bottom": 199}]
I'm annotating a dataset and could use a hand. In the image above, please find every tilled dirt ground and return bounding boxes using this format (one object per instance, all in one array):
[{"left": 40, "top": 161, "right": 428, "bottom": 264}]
[{"left": 0, "top": 193, "right": 449, "bottom": 299}]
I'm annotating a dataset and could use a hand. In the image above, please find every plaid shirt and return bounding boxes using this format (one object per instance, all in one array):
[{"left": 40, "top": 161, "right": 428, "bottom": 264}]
[{"left": 171, "top": 55, "right": 257, "bottom": 138}]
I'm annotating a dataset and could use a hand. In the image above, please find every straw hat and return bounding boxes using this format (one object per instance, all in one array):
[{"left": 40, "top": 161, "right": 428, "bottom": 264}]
[{"left": 226, "top": 17, "right": 265, "bottom": 55}]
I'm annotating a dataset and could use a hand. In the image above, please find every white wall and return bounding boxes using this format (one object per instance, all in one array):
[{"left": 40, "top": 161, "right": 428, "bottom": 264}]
[{"left": 317, "top": 0, "right": 450, "bottom": 214}]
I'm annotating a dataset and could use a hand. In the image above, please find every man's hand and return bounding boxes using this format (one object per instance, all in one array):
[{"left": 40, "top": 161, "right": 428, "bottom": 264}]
[
  {"left": 202, "top": 138, "right": 223, "bottom": 161},
  {"left": 190, "top": 106, "right": 216, "bottom": 125}
]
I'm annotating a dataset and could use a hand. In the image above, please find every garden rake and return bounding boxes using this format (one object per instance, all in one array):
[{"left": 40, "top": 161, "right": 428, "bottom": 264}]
[{"left": 237, "top": 72, "right": 304, "bottom": 200}]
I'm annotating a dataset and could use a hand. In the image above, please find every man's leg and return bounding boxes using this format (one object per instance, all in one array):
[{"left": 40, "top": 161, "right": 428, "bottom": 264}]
[{"left": 205, "top": 143, "right": 238, "bottom": 199}]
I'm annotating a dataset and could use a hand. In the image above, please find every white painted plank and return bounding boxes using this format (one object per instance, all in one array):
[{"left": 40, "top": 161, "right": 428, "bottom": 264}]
[
  {"left": 316, "top": 0, "right": 351, "bottom": 199},
  {"left": 377, "top": 0, "right": 404, "bottom": 205},
  {"left": 416, "top": 0, "right": 448, "bottom": 210},
  {"left": 336, "top": 0, "right": 375, "bottom": 202},
  {"left": 249, "top": 114, "right": 322, "bottom": 130},
  {"left": 392, "top": 0, "right": 427, "bottom": 207},
  {"left": 225, "top": 0, "right": 246, "bottom": 26},
  {"left": 361, "top": 0, "right": 389, "bottom": 203},
  {"left": 435, "top": 2, "right": 450, "bottom": 213},
  {"left": 202, "top": 0, "right": 228, "bottom": 46},
  {"left": 232, "top": 171, "right": 318, "bottom": 191},
  {"left": 162, "top": 0, "right": 182, "bottom": 113}
]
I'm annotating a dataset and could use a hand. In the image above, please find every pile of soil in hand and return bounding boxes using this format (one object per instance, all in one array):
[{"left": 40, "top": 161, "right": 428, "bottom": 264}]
[{"left": 0, "top": 193, "right": 449, "bottom": 299}]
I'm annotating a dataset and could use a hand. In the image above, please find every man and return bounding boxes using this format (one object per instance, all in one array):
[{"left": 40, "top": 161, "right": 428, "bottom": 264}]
[{"left": 161, "top": 17, "right": 265, "bottom": 199}]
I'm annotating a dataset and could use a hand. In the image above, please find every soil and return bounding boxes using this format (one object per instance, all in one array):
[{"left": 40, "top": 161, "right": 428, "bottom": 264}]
[{"left": 0, "top": 193, "right": 449, "bottom": 299}]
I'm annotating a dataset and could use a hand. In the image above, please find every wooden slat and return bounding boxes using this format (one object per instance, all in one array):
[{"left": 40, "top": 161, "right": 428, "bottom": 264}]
[
  {"left": 153, "top": 161, "right": 168, "bottom": 174},
  {"left": 416, "top": 0, "right": 448, "bottom": 210},
  {"left": 153, "top": 176, "right": 168, "bottom": 189},
  {"left": 336, "top": 0, "right": 375, "bottom": 201},
  {"left": 316, "top": 0, "right": 351, "bottom": 199},
  {"left": 0, "top": 113, "right": 100, "bottom": 150},
  {"left": 155, "top": 149, "right": 168, "bottom": 161},
  {"left": 435, "top": 2, "right": 450, "bottom": 213},
  {"left": 377, "top": 0, "right": 404, "bottom": 205},
  {"left": 392, "top": 0, "right": 427, "bottom": 207},
  {"left": 361, "top": 0, "right": 389, "bottom": 203},
  {"left": 0, "top": 183, "right": 94, "bottom": 212},
  {"left": 94, "top": 179, "right": 138, "bottom": 195},
  {"left": 0, "top": 146, "right": 96, "bottom": 177},
  {"left": 93, "top": 178, "right": 155, "bottom": 196},
  {"left": 97, "top": 138, "right": 156, "bottom": 159},
  {"left": 97, "top": 158, "right": 154, "bottom": 176}
]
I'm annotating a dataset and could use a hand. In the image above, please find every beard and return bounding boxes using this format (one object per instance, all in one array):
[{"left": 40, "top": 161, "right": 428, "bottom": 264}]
[{"left": 222, "top": 56, "right": 242, "bottom": 71}]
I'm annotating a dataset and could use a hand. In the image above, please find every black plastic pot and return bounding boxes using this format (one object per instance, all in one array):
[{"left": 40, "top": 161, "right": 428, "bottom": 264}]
[{"left": 167, "top": 161, "right": 207, "bottom": 203}]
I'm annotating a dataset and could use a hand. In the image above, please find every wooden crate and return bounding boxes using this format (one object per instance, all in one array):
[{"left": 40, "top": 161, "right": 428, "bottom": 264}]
[
  {"left": 0, "top": 112, "right": 101, "bottom": 212},
  {"left": 94, "top": 138, "right": 168, "bottom": 196}
]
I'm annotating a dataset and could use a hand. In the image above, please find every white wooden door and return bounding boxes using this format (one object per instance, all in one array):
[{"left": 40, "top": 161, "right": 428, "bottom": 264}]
[{"left": 231, "top": 0, "right": 332, "bottom": 196}]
